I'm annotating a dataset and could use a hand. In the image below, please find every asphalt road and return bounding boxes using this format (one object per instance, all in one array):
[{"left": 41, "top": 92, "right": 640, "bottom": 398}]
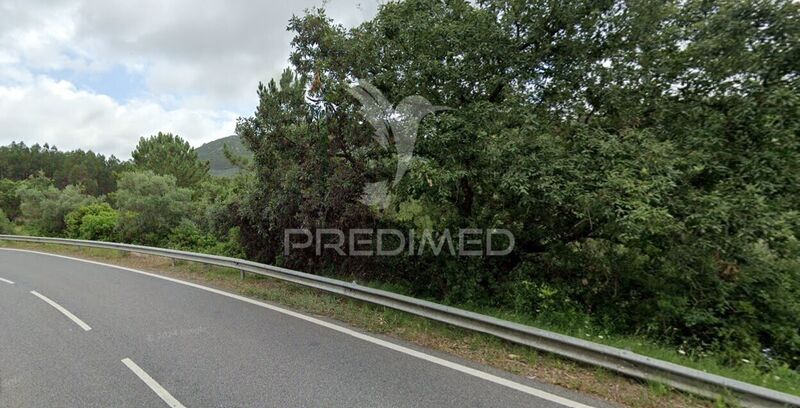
[{"left": 0, "top": 248, "right": 611, "bottom": 408}]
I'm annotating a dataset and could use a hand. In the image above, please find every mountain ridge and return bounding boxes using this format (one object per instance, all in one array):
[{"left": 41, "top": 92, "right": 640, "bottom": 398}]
[{"left": 195, "top": 134, "right": 252, "bottom": 177}]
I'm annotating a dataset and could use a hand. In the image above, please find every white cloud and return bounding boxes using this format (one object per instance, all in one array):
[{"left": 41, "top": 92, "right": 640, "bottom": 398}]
[
  {"left": 71, "top": 0, "right": 379, "bottom": 106},
  {"left": 1, "top": 0, "right": 380, "bottom": 101},
  {"left": 0, "top": 0, "right": 380, "bottom": 157},
  {"left": 0, "top": 76, "right": 238, "bottom": 158}
]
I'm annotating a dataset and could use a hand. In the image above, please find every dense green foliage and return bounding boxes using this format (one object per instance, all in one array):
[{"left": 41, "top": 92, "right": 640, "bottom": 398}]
[
  {"left": 0, "top": 143, "right": 232, "bottom": 251},
  {"left": 0, "top": 150, "right": 237, "bottom": 254},
  {"left": 114, "top": 171, "right": 194, "bottom": 245},
  {"left": 0, "top": 142, "right": 124, "bottom": 195},
  {"left": 0, "top": 179, "right": 21, "bottom": 219},
  {"left": 0, "top": 0, "right": 797, "bottom": 388},
  {"left": 132, "top": 132, "right": 210, "bottom": 187},
  {"left": 0, "top": 209, "right": 12, "bottom": 234},
  {"left": 65, "top": 202, "right": 119, "bottom": 241},
  {"left": 17, "top": 177, "right": 97, "bottom": 236},
  {"left": 233, "top": 0, "right": 800, "bottom": 370}
]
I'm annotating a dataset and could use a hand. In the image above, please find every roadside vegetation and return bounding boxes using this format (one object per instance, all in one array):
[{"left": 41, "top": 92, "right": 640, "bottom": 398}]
[{"left": 0, "top": 0, "right": 798, "bottom": 401}]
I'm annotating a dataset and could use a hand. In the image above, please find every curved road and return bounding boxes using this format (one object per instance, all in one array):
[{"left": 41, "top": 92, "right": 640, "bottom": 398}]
[{"left": 0, "top": 248, "right": 610, "bottom": 408}]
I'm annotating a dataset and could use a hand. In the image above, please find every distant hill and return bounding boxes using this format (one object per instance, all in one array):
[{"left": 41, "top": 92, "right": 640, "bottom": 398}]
[{"left": 195, "top": 135, "right": 253, "bottom": 177}]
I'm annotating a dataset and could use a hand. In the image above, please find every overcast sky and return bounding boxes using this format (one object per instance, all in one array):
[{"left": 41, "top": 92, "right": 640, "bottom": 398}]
[{"left": 0, "top": 0, "right": 379, "bottom": 158}]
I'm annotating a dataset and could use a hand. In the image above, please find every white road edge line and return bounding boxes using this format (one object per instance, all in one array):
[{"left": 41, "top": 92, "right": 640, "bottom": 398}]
[
  {"left": 1, "top": 248, "right": 594, "bottom": 408},
  {"left": 29, "top": 290, "right": 92, "bottom": 331},
  {"left": 0, "top": 277, "right": 14, "bottom": 284},
  {"left": 122, "top": 358, "right": 186, "bottom": 408}
]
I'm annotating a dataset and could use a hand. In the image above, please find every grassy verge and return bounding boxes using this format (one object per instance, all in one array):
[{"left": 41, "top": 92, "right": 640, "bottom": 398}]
[
  {"left": 428, "top": 296, "right": 800, "bottom": 398},
  {"left": 0, "top": 241, "right": 762, "bottom": 408}
]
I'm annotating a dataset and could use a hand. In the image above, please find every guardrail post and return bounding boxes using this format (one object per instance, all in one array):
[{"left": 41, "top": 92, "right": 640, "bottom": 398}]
[{"left": 240, "top": 269, "right": 245, "bottom": 280}]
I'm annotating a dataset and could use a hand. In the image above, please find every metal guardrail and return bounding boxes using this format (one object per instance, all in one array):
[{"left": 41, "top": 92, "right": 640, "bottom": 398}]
[{"left": 0, "top": 234, "right": 797, "bottom": 408}]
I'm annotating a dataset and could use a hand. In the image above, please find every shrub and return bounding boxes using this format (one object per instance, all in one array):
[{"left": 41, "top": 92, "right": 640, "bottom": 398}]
[
  {"left": 165, "top": 220, "right": 245, "bottom": 258},
  {"left": 166, "top": 219, "right": 217, "bottom": 252},
  {"left": 113, "top": 171, "right": 193, "bottom": 246},
  {"left": 0, "top": 209, "right": 13, "bottom": 234},
  {"left": 65, "top": 203, "right": 118, "bottom": 241},
  {"left": 16, "top": 177, "right": 96, "bottom": 236},
  {"left": 0, "top": 179, "right": 21, "bottom": 220}
]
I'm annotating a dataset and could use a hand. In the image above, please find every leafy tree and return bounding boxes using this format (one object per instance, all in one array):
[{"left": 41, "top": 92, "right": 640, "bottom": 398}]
[
  {"left": 235, "top": 0, "right": 800, "bottom": 368},
  {"left": 16, "top": 177, "right": 96, "bottom": 236},
  {"left": 0, "top": 209, "right": 13, "bottom": 234},
  {"left": 132, "top": 132, "right": 210, "bottom": 188},
  {"left": 114, "top": 171, "right": 194, "bottom": 245},
  {"left": 0, "top": 142, "right": 124, "bottom": 195},
  {"left": 166, "top": 219, "right": 217, "bottom": 251},
  {"left": 236, "top": 70, "right": 378, "bottom": 269},
  {"left": 65, "top": 202, "right": 118, "bottom": 241},
  {"left": 0, "top": 179, "right": 21, "bottom": 220}
]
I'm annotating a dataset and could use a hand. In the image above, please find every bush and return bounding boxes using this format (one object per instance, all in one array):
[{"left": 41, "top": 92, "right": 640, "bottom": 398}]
[
  {"left": 0, "top": 209, "right": 13, "bottom": 234},
  {"left": 166, "top": 219, "right": 217, "bottom": 252},
  {"left": 65, "top": 203, "right": 118, "bottom": 241},
  {"left": 166, "top": 220, "right": 246, "bottom": 258},
  {"left": 0, "top": 179, "right": 21, "bottom": 220},
  {"left": 16, "top": 176, "right": 96, "bottom": 236},
  {"left": 113, "top": 171, "right": 193, "bottom": 246}
]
